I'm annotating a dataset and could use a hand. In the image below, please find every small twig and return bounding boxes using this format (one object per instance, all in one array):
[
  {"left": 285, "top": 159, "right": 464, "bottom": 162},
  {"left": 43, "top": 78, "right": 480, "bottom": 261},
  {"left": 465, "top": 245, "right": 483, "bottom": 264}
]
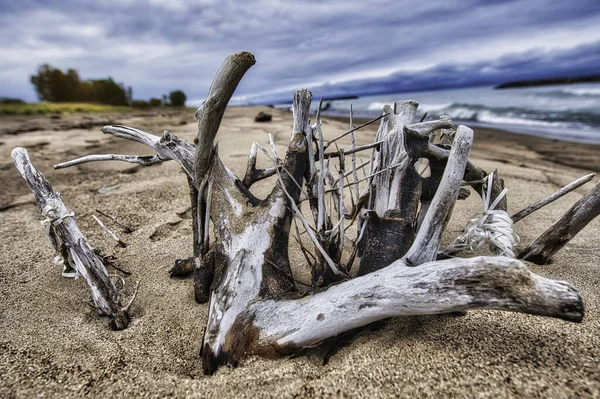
[
  {"left": 102, "top": 257, "right": 132, "bottom": 276},
  {"left": 95, "top": 209, "right": 134, "bottom": 233},
  {"left": 322, "top": 161, "right": 405, "bottom": 196},
  {"left": 92, "top": 215, "right": 127, "bottom": 248},
  {"left": 322, "top": 140, "right": 383, "bottom": 160},
  {"left": 345, "top": 218, "right": 368, "bottom": 272},
  {"left": 349, "top": 105, "right": 360, "bottom": 220},
  {"left": 324, "top": 112, "right": 389, "bottom": 149},
  {"left": 123, "top": 280, "right": 141, "bottom": 312},
  {"left": 337, "top": 149, "right": 345, "bottom": 256},
  {"left": 316, "top": 97, "right": 326, "bottom": 233},
  {"left": 293, "top": 216, "right": 315, "bottom": 267},
  {"left": 462, "top": 178, "right": 488, "bottom": 186}
]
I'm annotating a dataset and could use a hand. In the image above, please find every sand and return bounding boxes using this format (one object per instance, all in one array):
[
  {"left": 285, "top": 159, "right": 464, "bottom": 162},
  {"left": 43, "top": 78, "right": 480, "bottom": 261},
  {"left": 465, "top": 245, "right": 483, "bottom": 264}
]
[{"left": 0, "top": 106, "right": 599, "bottom": 398}]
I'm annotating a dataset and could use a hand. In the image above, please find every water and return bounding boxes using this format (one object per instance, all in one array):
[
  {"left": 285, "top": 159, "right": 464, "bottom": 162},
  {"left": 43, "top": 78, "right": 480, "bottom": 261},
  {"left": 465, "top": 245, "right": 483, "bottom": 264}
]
[{"left": 277, "top": 83, "right": 600, "bottom": 144}]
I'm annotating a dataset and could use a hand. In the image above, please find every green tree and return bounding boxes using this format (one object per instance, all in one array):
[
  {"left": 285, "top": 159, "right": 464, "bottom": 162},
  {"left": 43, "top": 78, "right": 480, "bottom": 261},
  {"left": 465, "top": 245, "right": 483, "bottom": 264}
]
[
  {"left": 88, "top": 78, "right": 129, "bottom": 106},
  {"left": 169, "top": 90, "right": 186, "bottom": 107},
  {"left": 30, "top": 64, "right": 75, "bottom": 102},
  {"left": 149, "top": 97, "right": 162, "bottom": 107},
  {"left": 30, "top": 64, "right": 129, "bottom": 105}
]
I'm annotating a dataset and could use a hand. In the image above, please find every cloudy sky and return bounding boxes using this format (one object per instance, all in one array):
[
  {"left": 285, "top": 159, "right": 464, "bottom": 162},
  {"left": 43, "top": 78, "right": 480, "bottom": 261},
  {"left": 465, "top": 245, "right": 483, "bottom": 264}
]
[{"left": 1, "top": 0, "right": 599, "bottom": 105}]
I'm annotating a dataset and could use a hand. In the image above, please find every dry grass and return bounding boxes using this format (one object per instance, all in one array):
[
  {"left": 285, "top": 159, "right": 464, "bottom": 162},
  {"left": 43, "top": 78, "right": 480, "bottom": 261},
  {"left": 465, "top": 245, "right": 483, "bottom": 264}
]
[{"left": 0, "top": 102, "right": 133, "bottom": 115}]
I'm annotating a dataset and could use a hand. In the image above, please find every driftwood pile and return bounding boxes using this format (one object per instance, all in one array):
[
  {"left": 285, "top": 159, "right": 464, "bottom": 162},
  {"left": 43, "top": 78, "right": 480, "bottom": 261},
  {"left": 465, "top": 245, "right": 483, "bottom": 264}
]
[{"left": 13, "top": 52, "right": 599, "bottom": 375}]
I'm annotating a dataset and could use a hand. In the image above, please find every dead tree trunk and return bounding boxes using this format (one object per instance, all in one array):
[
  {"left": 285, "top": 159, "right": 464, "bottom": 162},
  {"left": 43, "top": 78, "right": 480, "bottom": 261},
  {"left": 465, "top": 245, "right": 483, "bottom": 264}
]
[{"left": 45, "top": 51, "right": 588, "bottom": 375}]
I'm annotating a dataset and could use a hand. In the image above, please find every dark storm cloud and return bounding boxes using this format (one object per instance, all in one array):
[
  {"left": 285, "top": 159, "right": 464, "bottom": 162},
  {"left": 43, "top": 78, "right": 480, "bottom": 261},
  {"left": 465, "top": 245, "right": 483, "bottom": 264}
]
[
  {"left": 280, "top": 40, "right": 600, "bottom": 104},
  {"left": 0, "top": 0, "right": 599, "bottom": 103}
]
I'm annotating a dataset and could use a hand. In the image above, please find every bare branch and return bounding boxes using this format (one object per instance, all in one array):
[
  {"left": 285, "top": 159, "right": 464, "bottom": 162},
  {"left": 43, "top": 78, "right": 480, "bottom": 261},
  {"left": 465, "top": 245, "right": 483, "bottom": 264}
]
[
  {"left": 95, "top": 209, "right": 134, "bottom": 233},
  {"left": 194, "top": 51, "right": 256, "bottom": 180},
  {"left": 322, "top": 140, "right": 383, "bottom": 160},
  {"left": 511, "top": 173, "right": 595, "bottom": 223},
  {"left": 518, "top": 179, "right": 600, "bottom": 264},
  {"left": 54, "top": 154, "right": 165, "bottom": 169},
  {"left": 404, "top": 125, "right": 474, "bottom": 265},
  {"left": 242, "top": 142, "right": 279, "bottom": 187},
  {"left": 324, "top": 112, "right": 389, "bottom": 149},
  {"left": 92, "top": 215, "right": 127, "bottom": 248},
  {"left": 97, "top": 126, "right": 196, "bottom": 179},
  {"left": 316, "top": 97, "right": 326, "bottom": 233},
  {"left": 404, "top": 116, "right": 453, "bottom": 137},
  {"left": 12, "top": 147, "right": 130, "bottom": 330}
]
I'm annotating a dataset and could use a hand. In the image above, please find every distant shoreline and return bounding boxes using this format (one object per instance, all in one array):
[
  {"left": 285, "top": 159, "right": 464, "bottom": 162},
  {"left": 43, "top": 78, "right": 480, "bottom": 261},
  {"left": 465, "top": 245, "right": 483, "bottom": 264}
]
[{"left": 495, "top": 75, "right": 600, "bottom": 89}]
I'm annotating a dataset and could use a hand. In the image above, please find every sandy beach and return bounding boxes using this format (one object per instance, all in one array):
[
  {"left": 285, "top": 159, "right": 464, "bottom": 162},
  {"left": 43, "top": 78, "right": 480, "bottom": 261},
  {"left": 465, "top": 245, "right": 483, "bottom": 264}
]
[{"left": 1, "top": 106, "right": 599, "bottom": 398}]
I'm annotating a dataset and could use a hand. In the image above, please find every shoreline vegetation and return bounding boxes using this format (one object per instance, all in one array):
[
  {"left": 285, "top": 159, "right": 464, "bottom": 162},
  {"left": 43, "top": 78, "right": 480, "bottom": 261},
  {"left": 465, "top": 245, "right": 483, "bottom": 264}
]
[
  {"left": 495, "top": 74, "right": 600, "bottom": 89},
  {"left": 0, "top": 64, "right": 190, "bottom": 116},
  {"left": 0, "top": 102, "right": 193, "bottom": 116}
]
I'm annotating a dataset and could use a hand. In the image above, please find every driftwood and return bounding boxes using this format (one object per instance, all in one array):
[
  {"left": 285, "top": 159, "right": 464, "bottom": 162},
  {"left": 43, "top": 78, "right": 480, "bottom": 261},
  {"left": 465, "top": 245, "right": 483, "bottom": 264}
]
[
  {"left": 519, "top": 179, "right": 600, "bottom": 264},
  {"left": 511, "top": 173, "right": 595, "bottom": 223},
  {"left": 12, "top": 147, "right": 135, "bottom": 330},
  {"left": 15, "top": 51, "right": 594, "bottom": 375}
]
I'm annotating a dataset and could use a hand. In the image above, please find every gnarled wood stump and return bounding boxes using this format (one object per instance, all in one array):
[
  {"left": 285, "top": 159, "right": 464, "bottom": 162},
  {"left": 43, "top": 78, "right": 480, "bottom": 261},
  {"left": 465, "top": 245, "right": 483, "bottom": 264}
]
[{"left": 25, "top": 51, "right": 591, "bottom": 375}]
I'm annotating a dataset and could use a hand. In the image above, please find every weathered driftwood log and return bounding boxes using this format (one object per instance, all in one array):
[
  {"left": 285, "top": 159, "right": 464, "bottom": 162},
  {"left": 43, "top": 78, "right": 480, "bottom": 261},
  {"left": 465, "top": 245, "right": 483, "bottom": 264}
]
[
  {"left": 519, "top": 179, "right": 600, "bottom": 264},
  {"left": 250, "top": 256, "right": 583, "bottom": 352},
  {"left": 48, "top": 51, "right": 586, "bottom": 376},
  {"left": 12, "top": 147, "right": 134, "bottom": 330}
]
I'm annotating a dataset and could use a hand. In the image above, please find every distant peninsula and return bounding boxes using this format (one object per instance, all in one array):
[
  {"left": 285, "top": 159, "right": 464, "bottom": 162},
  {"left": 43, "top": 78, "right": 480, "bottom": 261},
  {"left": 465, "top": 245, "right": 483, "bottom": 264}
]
[{"left": 495, "top": 75, "right": 600, "bottom": 89}]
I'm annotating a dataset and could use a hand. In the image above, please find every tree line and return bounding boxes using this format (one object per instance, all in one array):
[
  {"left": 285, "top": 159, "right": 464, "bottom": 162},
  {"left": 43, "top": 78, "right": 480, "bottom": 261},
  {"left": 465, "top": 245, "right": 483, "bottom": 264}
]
[{"left": 30, "top": 64, "right": 187, "bottom": 107}]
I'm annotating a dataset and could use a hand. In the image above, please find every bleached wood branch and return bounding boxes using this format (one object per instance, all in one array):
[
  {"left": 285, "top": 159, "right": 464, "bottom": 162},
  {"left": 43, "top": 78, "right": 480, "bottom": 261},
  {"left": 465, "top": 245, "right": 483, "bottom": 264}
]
[
  {"left": 12, "top": 147, "right": 132, "bottom": 330},
  {"left": 337, "top": 150, "right": 346, "bottom": 256},
  {"left": 511, "top": 173, "right": 595, "bottom": 223},
  {"left": 56, "top": 125, "right": 196, "bottom": 181},
  {"left": 518, "top": 179, "right": 600, "bottom": 264},
  {"left": 92, "top": 215, "right": 127, "bottom": 248},
  {"left": 349, "top": 105, "right": 362, "bottom": 235},
  {"left": 316, "top": 98, "right": 326, "bottom": 233},
  {"left": 194, "top": 51, "right": 256, "bottom": 180},
  {"left": 95, "top": 209, "right": 134, "bottom": 233},
  {"left": 54, "top": 154, "right": 165, "bottom": 169},
  {"left": 404, "top": 125, "right": 474, "bottom": 265},
  {"left": 242, "top": 142, "right": 278, "bottom": 187},
  {"left": 251, "top": 256, "right": 583, "bottom": 351}
]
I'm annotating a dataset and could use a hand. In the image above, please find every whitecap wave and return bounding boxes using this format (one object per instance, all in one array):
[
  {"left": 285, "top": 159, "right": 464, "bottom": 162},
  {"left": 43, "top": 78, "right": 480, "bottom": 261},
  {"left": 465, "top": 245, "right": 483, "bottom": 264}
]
[
  {"left": 560, "top": 87, "right": 600, "bottom": 96},
  {"left": 367, "top": 101, "right": 387, "bottom": 111}
]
